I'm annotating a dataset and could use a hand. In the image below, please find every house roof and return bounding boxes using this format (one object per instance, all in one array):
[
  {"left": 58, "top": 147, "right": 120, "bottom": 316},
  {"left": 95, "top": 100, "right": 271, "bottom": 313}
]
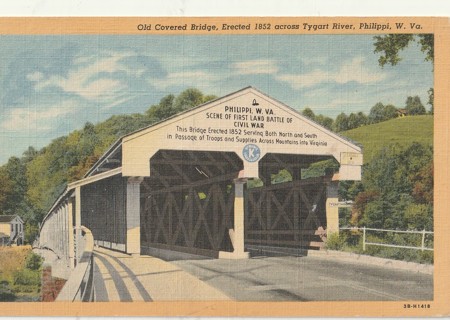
[{"left": 0, "top": 215, "right": 22, "bottom": 223}]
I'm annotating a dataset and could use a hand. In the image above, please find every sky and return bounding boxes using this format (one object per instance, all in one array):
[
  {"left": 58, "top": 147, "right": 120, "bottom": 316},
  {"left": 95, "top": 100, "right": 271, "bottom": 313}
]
[{"left": 0, "top": 34, "right": 433, "bottom": 165}]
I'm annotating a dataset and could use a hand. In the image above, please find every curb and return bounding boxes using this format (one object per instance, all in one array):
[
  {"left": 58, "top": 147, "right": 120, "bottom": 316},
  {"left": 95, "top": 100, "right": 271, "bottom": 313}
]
[{"left": 306, "top": 249, "right": 434, "bottom": 275}]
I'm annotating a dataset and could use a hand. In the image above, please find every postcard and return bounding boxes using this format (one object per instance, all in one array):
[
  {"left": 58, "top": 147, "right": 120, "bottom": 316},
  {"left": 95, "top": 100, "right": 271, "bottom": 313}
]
[{"left": 0, "top": 16, "right": 448, "bottom": 317}]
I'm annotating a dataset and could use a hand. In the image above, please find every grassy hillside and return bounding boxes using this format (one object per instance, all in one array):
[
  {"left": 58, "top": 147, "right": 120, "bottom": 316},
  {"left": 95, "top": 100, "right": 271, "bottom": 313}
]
[{"left": 341, "top": 115, "right": 433, "bottom": 163}]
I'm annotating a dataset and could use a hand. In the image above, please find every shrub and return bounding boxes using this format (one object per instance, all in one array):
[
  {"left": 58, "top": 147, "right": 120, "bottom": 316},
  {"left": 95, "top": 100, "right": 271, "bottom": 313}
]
[
  {"left": 13, "top": 268, "right": 40, "bottom": 287},
  {"left": 325, "top": 232, "right": 347, "bottom": 250},
  {"left": 25, "top": 224, "right": 40, "bottom": 245},
  {"left": 416, "top": 250, "right": 434, "bottom": 264},
  {"left": 404, "top": 203, "right": 433, "bottom": 230},
  {"left": 325, "top": 229, "right": 434, "bottom": 264},
  {"left": 25, "top": 252, "right": 43, "bottom": 271},
  {"left": 0, "top": 280, "right": 16, "bottom": 301}
]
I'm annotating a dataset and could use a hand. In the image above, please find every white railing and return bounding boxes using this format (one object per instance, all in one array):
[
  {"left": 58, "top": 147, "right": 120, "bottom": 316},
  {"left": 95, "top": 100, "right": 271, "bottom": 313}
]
[
  {"left": 340, "top": 227, "right": 434, "bottom": 252},
  {"left": 56, "top": 226, "right": 95, "bottom": 302},
  {"left": 39, "top": 199, "right": 71, "bottom": 266}
]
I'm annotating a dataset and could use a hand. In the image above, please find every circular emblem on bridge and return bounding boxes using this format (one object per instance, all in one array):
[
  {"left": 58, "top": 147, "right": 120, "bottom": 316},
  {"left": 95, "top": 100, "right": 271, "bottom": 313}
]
[{"left": 242, "top": 144, "right": 261, "bottom": 162}]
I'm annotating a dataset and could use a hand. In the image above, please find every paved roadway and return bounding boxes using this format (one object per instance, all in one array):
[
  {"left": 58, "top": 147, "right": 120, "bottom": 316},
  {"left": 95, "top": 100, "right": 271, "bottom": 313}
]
[
  {"left": 92, "top": 247, "right": 433, "bottom": 301},
  {"left": 172, "top": 254, "right": 433, "bottom": 301}
]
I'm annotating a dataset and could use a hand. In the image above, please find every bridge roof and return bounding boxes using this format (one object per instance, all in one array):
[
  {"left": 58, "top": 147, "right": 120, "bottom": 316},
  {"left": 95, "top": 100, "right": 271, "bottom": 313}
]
[{"left": 86, "top": 86, "right": 362, "bottom": 179}]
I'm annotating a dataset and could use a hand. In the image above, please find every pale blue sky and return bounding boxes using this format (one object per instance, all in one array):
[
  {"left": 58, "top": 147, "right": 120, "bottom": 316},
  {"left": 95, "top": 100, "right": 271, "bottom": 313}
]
[{"left": 0, "top": 34, "right": 433, "bottom": 164}]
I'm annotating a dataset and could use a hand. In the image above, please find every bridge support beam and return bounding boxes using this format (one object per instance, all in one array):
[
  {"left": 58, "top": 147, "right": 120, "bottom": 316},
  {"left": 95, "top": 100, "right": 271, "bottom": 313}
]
[
  {"left": 326, "top": 180, "right": 340, "bottom": 237},
  {"left": 75, "top": 186, "right": 82, "bottom": 262},
  {"left": 219, "top": 178, "right": 249, "bottom": 259},
  {"left": 67, "top": 198, "right": 75, "bottom": 269},
  {"left": 126, "top": 177, "right": 143, "bottom": 256}
]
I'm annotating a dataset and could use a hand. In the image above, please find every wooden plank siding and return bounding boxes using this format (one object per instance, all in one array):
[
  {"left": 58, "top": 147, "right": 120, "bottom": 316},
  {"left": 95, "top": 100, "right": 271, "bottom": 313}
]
[
  {"left": 245, "top": 176, "right": 330, "bottom": 249},
  {"left": 81, "top": 175, "right": 127, "bottom": 249},
  {"left": 140, "top": 177, "right": 236, "bottom": 256}
]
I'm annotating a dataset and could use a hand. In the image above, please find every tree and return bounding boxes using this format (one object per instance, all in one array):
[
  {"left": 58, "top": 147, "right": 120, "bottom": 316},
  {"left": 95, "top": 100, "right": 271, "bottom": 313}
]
[
  {"left": 405, "top": 96, "right": 426, "bottom": 115},
  {"left": 374, "top": 34, "right": 434, "bottom": 67},
  {"left": 0, "top": 167, "right": 14, "bottom": 213},
  {"left": 315, "top": 114, "right": 334, "bottom": 130},
  {"left": 357, "top": 142, "right": 433, "bottom": 229},
  {"left": 173, "top": 88, "right": 215, "bottom": 112},
  {"left": 347, "top": 112, "right": 368, "bottom": 130},
  {"left": 146, "top": 89, "right": 217, "bottom": 122},
  {"left": 347, "top": 113, "right": 358, "bottom": 130},
  {"left": 427, "top": 88, "right": 434, "bottom": 114},
  {"left": 22, "top": 147, "right": 38, "bottom": 163},
  {"left": 368, "top": 102, "right": 397, "bottom": 124},
  {"left": 333, "top": 112, "right": 349, "bottom": 132},
  {"left": 146, "top": 94, "right": 176, "bottom": 121},
  {"left": 0, "top": 147, "right": 38, "bottom": 225},
  {"left": 404, "top": 203, "right": 433, "bottom": 230},
  {"left": 301, "top": 107, "right": 315, "bottom": 119},
  {"left": 384, "top": 104, "right": 398, "bottom": 120},
  {"left": 203, "top": 94, "right": 218, "bottom": 103},
  {"left": 301, "top": 108, "right": 333, "bottom": 130},
  {"left": 361, "top": 199, "right": 393, "bottom": 229},
  {"left": 338, "top": 180, "right": 363, "bottom": 201},
  {"left": 368, "top": 102, "right": 385, "bottom": 124},
  {"left": 350, "top": 190, "right": 379, "bottom": 226},
  {"left": 411, "top": 161, "right": 433, "bottom": 205},
  {"left": 3, "top": 157, "right": 28, "bottom": 207},
  {"left": 26, "top": 139, "right": 68, "bottom": 221},
  {"left": 358, "top": 112, "right": 368, "bottom": 126},
  {"left": 374, "top": 34, "right": 434, "bottom": 110},
  {"left": 67, "top": 122, "right": 103, "bottom": 181}
]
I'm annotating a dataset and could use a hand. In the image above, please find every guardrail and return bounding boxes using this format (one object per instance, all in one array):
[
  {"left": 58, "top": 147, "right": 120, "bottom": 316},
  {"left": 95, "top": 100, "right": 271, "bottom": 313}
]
[
  {"left": 38, "top": 198, "right": 71, "bottom": 268},
  {"left": 340, "top": 227, "right": 434, "bottom": 252},
  {"left": 56, "top": 226, "right": 95, "bottom": 302}
]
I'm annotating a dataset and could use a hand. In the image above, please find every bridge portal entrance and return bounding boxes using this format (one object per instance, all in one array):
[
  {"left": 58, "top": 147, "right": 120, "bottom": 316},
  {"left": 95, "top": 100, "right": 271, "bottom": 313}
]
[
  {"left": 245, "top": 153, "right": 335, "bottom": 250},
  {"left": 140, "top": 150, "right": 243, "bottom": 257},
  {"left": 245, "top": 176, "right": 331, "bottom": 250}
]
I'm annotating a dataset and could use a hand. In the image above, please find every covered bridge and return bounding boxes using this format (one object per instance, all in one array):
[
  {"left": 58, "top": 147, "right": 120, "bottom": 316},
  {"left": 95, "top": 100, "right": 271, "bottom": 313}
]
[{"left": 39, "top": 87, "right": 362, "bottom": 266}]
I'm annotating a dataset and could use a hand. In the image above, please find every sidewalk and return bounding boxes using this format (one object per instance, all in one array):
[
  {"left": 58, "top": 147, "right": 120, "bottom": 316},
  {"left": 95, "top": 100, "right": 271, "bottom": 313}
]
[
  {"left": 306, "top": 249, "right": 434, "bottom": 274},
  {"left": 93, "top": 247, "right": 230, "bottom": 301}
]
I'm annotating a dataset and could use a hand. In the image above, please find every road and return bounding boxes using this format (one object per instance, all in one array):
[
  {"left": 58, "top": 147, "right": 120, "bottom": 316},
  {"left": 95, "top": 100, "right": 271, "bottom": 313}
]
[
  {"left": 172, "top": 254, "right": 433, "bottom": 301},
  {"left": 91, "top": 247, "right": 432, "bottom": 301}
]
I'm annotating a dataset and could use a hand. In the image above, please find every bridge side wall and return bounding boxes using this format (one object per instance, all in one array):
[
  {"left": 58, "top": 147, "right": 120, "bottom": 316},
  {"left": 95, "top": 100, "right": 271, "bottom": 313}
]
[{"left": 81, "top": 175, "right": 127, "bottom": 251}]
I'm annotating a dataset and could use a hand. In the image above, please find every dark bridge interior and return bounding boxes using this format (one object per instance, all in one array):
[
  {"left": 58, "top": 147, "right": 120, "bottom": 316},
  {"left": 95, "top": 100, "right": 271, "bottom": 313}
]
[{"left": 140, "top": 150, "right": 335, "bottom": 257}]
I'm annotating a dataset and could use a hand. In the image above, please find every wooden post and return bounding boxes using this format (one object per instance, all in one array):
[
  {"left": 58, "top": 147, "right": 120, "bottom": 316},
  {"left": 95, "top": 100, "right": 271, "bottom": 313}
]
[
  {"left": 126, "top": 177, "right": 143, "bottom": 256},
  {"left": 219, "top": 178, "right": 250, "bottom": 259},
  {"left": 234, "top": 179, "right": 246, "bottom": 254},
  {"left": 421, "top": 229, "right": 426, "bottom": 251},
  {"left": 75, "top": 186, "right": 81, "bottom": 263},
  {"left": 67, "top": 199, "right": 75, "bottom": 269},
  {"left": 363, "top": 226, "right": 366, "bottom": 251},
  {"left": 326, "top": 180, "right": 340, "bottom": 237},
  {"left": 57, "top": 208, "right": 61, "bottom": 257}
]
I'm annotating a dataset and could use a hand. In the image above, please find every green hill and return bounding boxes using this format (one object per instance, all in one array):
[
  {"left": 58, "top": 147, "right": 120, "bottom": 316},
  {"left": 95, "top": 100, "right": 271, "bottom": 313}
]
[{"left": 341, "top": 115, "right": 433, "bottom": 164}]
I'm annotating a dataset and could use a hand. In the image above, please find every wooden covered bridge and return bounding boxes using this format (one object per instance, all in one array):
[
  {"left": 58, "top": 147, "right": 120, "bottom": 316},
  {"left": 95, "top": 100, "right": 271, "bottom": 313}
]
[{"left": 39, "top": 87, "right": 362, "bottom": 273}]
